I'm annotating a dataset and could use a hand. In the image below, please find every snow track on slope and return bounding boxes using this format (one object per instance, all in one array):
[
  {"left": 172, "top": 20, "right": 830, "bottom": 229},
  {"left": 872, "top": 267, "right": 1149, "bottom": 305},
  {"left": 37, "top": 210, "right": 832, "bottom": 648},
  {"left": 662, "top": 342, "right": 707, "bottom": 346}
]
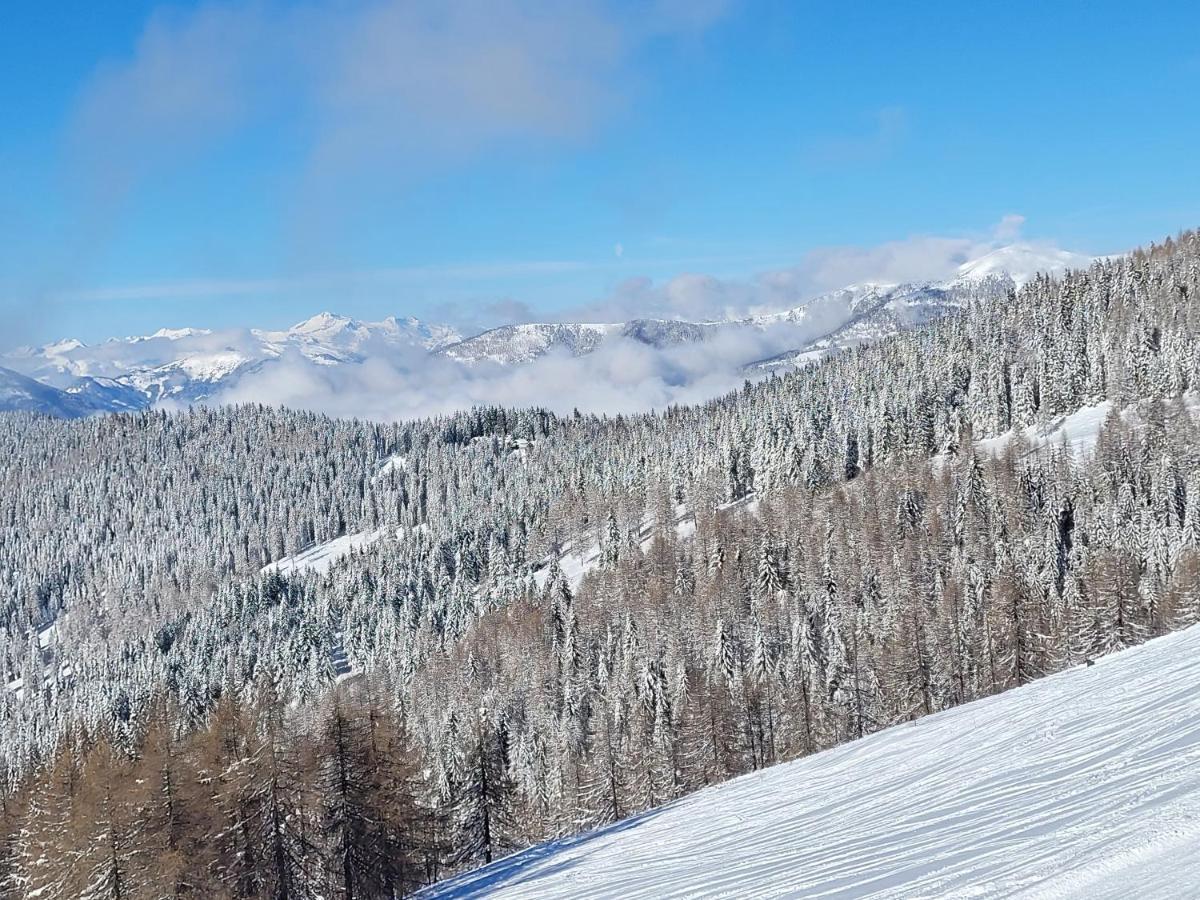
[{"left": 423, "top": 624, "right": 1200, "bottom": 899}]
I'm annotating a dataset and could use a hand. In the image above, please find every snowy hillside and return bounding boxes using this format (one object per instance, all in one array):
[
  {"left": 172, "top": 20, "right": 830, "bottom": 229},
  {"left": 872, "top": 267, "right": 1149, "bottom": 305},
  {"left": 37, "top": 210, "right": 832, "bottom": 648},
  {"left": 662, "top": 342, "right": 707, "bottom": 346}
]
[
  {"left": 260, "top": 528, "right": 396, "bottom": 577},
  {"left": 746, "top": 245, "right": 1090, "bottom": 371},
  {"left": 440, "top": 319, "right": 742, "bottom": 365},
  {"left": 441, "top": 322, "right": 624, "bottom": 365},
  {"left": 424, "top": 624, "right": 1200, "bottom": 900},
  {"left": 953, "top": 242, "right": 1094, "bottom": 287}
]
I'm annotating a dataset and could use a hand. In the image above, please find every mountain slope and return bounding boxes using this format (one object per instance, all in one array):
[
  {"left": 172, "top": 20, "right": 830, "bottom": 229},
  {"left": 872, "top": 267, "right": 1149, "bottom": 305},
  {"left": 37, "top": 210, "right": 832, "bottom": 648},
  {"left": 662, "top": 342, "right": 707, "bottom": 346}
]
[
  {"left": 747, "top": 242, "right": 1094, "bottom": 371},
  {"left": 439, "top": 319, "right": 734, "bottom": 365},
  {"left": 954, "top": 242, "right": 1093, "bottom": 286},
  {"left": 424, "top": 624, "right": 1200, "bottom": 899},
  {"left": 0, "top": 366, "right": 94, "bottom": 417},
  {"left": 440, "top": 322, "right": 623, "bottom": 365}
]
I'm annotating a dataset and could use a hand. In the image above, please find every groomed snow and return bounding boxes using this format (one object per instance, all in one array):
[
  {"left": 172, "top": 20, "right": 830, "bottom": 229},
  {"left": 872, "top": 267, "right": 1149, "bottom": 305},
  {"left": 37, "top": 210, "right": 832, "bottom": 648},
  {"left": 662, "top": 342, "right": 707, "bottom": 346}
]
[{"left": 422, "top": 623, "right": 1200, "bottom": 899}]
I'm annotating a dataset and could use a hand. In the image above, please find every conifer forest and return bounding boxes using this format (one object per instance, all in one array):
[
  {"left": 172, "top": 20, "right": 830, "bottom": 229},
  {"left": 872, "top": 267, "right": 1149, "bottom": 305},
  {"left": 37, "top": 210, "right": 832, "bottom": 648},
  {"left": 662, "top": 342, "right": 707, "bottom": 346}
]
[{"left": 4, "top": 233, "right": 1200, "bottom": 896}]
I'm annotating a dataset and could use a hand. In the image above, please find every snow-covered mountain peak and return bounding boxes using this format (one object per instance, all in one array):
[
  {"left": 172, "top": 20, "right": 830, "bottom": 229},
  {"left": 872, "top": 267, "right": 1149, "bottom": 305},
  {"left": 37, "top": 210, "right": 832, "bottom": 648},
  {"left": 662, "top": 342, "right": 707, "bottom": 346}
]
[
  {"left": 272, "top": 311, "right": 461, "bottom": 351},
  {"left": 288, "top": 311, "right": 357, "bottom": 337},
  {"left": 149, "top": 327, "right": 213, "bottom": 341},
  {"left": 1, "top": 310, "right": 465, "bottom": 413},
  {"left": 43, "top": 338, "right": 87, "bottom": 354},
  {"left": 956, "top": 243, "right": 1093, "bottom": 287}
]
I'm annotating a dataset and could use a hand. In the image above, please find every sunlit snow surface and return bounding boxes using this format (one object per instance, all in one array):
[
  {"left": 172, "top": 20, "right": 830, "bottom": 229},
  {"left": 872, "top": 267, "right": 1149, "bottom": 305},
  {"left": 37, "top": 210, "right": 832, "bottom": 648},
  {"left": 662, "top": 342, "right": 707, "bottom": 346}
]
[
  {"left": 972, "top": 394, "right": 1200, "bottom": 463},
  {"left": 423, "top": 624, "right": 1200, "bottom": 899},
  {"left": 261, "top": 529, "right": 393, "bottom": 576},
  {"left": 977, "top": 401, "right": 1114, "bottom": 460}
]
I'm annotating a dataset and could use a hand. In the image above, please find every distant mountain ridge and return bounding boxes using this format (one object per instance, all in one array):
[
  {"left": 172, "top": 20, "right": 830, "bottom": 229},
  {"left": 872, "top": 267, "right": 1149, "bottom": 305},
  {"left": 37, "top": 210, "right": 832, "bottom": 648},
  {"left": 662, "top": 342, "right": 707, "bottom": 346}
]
[
  {"left": 439, "top": 319, "right": 730, "bottom": 365},
  {"left": 0, "top": 243, "right": 1094, "bottom": 417},
  {"left": 1, "top": 313, "right": 464, "bottom": 416},
  {"left": 440, "top": 243, "right": 1093, "bottom": 368}
]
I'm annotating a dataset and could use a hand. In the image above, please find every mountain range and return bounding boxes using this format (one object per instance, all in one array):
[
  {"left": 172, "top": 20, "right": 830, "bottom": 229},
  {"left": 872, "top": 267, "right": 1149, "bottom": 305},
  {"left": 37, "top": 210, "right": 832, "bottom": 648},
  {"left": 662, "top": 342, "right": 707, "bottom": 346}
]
[{"left": 3, "top": 243, "right": 1093, "bottom": 417}]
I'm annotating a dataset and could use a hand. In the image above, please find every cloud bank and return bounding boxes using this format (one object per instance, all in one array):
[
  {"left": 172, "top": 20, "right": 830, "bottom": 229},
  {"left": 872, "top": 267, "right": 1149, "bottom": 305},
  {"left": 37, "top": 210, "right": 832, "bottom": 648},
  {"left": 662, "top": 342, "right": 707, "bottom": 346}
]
[
  {"left": 213, "top": 323, "right": 806, "bottom": 421},
  {"left": 561, "top": 215, "right": 1050, "bottom": 323}
]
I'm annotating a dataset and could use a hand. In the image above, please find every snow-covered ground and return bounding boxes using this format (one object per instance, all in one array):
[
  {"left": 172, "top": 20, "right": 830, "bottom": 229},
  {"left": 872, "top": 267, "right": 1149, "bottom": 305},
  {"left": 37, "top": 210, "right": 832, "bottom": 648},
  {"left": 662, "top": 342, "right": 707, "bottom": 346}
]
[
  {"left": 532, "top": 497, "right": 758, "bottom": 593},
  {"left": 5, "top": 621, "right": 61, "bottom": 698},
  {"left": 961, "top": 393, "right": 1200, "bottom": 466},
  {"left": 531, "top": 505, "right": 689, "bottom": 593},
  {"left": 423, "top": 624, "right": 1200, "bottom": 899},
  {"left": 976, "top": 401, "right": 1114, "bottom": 460},
  {"left": 261, "top": 528, "right": 394, "bottom": 576},
  {"left": 374, "top": 454, "right": 408, "bottom": 480}
]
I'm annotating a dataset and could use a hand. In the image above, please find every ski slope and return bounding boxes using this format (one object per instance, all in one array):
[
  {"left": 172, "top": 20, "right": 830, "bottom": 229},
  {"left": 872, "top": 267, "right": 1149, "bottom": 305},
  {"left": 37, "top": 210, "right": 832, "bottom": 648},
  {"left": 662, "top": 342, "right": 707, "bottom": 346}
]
[{"left": 423, "top": 625, "right": 1200, "bottom": 899}]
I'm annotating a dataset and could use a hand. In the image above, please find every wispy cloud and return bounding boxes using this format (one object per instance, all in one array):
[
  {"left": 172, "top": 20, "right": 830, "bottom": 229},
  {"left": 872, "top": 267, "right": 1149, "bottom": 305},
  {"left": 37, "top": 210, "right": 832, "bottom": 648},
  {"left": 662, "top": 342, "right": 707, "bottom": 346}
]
[
  {"left": 58, "top": 214, "right": 1063, "bottom": 329},
  {"left": 71, "top": 0, "right": 731, "bottom": 199},
  {"left": 563, "top": 215, "right": 1050, "bottom": 323},
  {"left": 54, "top": 250, "right": 775, "bottom": 309},
  {"left": 50, "top": 0, "right": 734, "bottom": 302}
]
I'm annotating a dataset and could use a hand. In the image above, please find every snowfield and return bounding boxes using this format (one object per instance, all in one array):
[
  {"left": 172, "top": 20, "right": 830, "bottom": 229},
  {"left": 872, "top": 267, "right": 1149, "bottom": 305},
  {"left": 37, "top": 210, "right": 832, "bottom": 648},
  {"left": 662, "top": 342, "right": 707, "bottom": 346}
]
[
  {"left": 261, "top": 529, "right": 393, "bottom": 576},
  {"left": 977, "top": 400, "right": 1115, "bottom": 459},
  {"left": 423, "top": 624, "right": 1200, "bottom": 899},
  {"left": 532, "top": 497, "right": 756, "bottom": 593},
  {"left": 930, "top": 393, "right": 1200, "bottom": 473}
]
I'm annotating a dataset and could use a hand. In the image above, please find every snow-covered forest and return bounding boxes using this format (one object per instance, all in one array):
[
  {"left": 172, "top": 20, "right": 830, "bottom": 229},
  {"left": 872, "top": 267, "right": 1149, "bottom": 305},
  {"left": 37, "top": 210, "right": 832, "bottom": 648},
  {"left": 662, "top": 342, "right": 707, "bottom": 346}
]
[{"left": 3, "top": 231, "right": 1200, "bottom": 896}]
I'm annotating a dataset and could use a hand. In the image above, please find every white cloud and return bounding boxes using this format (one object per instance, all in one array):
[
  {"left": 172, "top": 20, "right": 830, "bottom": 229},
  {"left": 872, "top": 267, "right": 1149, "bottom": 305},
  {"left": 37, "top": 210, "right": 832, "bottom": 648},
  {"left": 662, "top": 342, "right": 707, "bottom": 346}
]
[
  {"left": 212, "top": 322, "right": 807, "bottom": 421},
  {"left": 566, "top": 215, "right": 1064, "bottom": 323},
  {"left": 71, "top": 0, "right": 730, "bottom": 192},
  {"left": 993, "top": 214, "right": 1027, "bottom": 242},
  {"left": 54, "top": 1, "right": 731, "bottom": 311}
]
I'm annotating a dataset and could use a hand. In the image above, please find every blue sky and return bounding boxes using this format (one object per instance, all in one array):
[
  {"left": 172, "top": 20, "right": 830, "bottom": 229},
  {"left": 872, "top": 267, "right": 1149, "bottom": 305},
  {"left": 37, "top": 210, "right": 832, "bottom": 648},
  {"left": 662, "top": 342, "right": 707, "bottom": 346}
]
[{"left": 3, "top": 0, "right": 1199, "bottom": 346}]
